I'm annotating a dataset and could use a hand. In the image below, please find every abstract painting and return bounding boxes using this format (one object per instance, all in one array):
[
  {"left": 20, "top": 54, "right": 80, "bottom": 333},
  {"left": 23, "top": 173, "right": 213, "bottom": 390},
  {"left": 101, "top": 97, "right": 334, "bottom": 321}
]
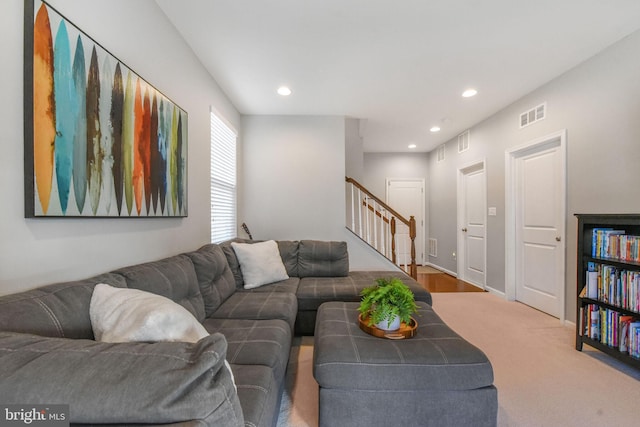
[{"left": 24, "top": 0, "right": 188, "bottom": 217}]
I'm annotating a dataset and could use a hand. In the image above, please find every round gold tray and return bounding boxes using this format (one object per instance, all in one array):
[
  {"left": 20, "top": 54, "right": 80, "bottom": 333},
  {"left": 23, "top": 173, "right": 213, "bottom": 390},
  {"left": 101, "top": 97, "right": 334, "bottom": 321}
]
[{"left": 358, "top": 313, "right": 418, "bottom": 340}]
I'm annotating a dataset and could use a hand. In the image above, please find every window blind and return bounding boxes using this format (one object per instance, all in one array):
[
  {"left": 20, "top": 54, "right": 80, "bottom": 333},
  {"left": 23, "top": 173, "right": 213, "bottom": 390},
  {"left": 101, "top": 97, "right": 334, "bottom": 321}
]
[{"left": 210, "top": 111, "right": 237, "bottom": 243}]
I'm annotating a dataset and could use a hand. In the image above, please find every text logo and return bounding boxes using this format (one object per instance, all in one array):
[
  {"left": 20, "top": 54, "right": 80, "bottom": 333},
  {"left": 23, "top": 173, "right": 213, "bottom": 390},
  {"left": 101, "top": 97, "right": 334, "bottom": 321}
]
[{"left": 1, "top": 405, "right": 68, "bottom": 426}]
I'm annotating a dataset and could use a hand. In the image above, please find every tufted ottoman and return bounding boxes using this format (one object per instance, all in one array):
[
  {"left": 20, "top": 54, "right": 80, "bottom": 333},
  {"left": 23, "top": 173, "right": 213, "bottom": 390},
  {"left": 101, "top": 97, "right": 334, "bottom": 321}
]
[{"left": 313, "top": 301, "right": 497, "bottom": 427}]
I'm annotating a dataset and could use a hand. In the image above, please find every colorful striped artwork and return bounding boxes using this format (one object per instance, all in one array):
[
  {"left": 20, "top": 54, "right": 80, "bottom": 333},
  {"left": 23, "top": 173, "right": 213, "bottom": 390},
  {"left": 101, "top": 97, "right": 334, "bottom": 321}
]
[
  {"left": 53, "top": 20, "right": 73, "bottom": 214},
  {"left": 25, "top": 0, "right": 188, "bottom": 217},
  {"left": 33, "top": 3, "right": 55, "bottom": 215},
  {"left": 72, "top": 34, "right": 87, "bottom": 214},
  {"left": 111, "top": 63, "right": 124, "bottom": 216}
]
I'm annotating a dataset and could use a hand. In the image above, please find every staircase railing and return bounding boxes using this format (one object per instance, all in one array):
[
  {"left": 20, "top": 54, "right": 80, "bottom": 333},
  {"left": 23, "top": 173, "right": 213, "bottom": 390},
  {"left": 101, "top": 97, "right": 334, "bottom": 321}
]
[{"left": 345, "top": 177, "right": 417, "bottom": 279}]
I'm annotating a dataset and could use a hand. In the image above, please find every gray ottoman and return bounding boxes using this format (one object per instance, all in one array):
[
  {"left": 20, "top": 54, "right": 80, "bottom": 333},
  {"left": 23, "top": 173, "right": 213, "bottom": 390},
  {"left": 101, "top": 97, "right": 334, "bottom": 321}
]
[{"left": 313, "top": 301, "right": 497, "bottom": 427}]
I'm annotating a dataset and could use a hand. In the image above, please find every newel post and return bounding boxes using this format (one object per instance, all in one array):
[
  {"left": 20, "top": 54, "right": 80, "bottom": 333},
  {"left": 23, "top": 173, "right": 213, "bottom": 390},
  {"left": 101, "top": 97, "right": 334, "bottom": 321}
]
[
  {"left": 390, "top": 216, "right": 397, "bottom": 264},
  {"left": 409, "top": 216, "right": 417, "bottom": 279}
]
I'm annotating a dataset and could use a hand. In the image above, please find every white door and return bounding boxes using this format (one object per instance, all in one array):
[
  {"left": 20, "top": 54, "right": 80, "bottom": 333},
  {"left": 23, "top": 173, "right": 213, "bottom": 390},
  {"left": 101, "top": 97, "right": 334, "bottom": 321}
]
[
  {"left": 507, "top": 131, "right": 566, "bottom": 319},
  {"left": 457, "top": 162, "right": 486, "bottom": 288},
  {"left": 386, "top": 179, "right": 425, "bottom": 266}
]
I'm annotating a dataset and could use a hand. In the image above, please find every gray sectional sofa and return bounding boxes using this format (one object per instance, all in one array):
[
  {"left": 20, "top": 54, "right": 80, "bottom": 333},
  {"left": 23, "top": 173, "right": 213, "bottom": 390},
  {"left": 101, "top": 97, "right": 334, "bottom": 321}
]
[{"left": 0, "top": 239, "right": 432, "bottom": 427}]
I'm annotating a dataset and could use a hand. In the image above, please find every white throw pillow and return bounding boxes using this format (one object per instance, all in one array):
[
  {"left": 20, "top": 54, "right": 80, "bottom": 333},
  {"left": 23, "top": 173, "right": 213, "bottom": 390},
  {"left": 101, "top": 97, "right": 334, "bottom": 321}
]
[
  {"left": 90, "top": 284, "right": 236, "bottom": 390},
  {"left": 231, "top": 240, "right": 289, "bottom": 289},
  {"left": 90, "top": 283, "right": 209, "bottom": 343}
]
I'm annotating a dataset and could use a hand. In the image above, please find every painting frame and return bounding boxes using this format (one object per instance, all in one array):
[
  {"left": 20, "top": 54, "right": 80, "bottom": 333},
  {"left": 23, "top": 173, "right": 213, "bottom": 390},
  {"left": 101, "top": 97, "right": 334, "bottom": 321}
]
[{"left": 24, "top": 0, "right": 188, "bottom": 218}]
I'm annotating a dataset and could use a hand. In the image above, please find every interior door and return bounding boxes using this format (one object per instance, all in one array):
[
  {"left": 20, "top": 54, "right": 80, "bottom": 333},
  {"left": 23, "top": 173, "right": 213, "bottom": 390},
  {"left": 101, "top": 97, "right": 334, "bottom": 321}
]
[
  {"left": 515, "top": 142, "right": 563, "bottom": 317},
  {"left": 458, "top": 163, "right": 486, "bottom": 288},
  {"left": 386, "top": 179, "right": 424, "bottom": 266}
]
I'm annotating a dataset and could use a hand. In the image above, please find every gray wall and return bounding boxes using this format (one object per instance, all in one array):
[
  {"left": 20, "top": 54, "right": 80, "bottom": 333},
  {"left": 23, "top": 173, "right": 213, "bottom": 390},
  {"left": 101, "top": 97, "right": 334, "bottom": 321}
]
[
  {"left": 240, "top": 115, "right": 397, "bottom": 271},
  {"left": 345, "top": 118, "right": 364, "bottom": 181},
  {"left": 0, "top": 0, "right": 239, "bottom": 295},
  {"left": 363, "top": 153, "right": 430, "bottom": 199},
  {"left": 429, "top": 29, "right": 640, "bottom": 322}
]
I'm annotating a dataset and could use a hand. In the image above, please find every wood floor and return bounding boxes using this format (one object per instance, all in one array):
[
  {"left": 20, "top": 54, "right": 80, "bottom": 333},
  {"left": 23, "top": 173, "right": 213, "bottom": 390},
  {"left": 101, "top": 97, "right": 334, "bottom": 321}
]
[{"left": 416, "top": 268, "right": 485, "bottom": 293}]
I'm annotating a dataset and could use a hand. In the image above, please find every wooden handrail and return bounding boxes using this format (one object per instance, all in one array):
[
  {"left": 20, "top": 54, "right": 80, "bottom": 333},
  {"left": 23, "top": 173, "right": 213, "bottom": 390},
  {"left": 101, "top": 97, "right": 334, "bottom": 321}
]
[
  {"left": 346, "top": 177, "right": 411, "bottom": 227},
  {"left": 346, "top": 176, "right": 417, "bottom": 279},
  {"left": 363, "top": 200, "right": 390, "bottom": 224}
]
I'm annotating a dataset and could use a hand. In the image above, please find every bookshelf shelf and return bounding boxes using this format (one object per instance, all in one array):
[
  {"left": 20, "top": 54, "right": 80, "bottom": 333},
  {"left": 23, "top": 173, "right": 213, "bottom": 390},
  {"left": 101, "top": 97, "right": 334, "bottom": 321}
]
[
  {"left": 575, "top": 214, "right": 640, "bottom": 369},
  {"left": 580, "top": 297, "right": 640, "bottom": 317},
  {"left": 585, "top": 256, "right": 640, "bottom": 270},
  {"left": 581, "top": 336, "right": 640, "bottom": 369}
]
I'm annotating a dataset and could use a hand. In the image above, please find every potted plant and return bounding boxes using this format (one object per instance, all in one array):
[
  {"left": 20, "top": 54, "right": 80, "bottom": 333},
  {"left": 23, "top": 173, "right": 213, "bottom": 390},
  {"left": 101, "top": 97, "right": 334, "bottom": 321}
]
[{"left": 358, "top": 277, "right": 418, "bottom": 331}]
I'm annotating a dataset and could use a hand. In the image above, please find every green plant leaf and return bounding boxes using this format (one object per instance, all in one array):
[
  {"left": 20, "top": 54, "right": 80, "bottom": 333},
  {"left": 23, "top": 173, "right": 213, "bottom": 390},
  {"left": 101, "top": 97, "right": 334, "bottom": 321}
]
[{"left": 358, "top": 277, "right": 418, "bottom": 326}]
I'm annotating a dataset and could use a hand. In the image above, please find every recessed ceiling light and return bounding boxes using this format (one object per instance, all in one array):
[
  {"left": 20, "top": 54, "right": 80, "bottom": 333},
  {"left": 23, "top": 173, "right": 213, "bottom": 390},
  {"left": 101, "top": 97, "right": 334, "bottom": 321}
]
[
  {"left": 277, "top": 86, "right": 292, "bottom": 96},
  {"left": 408, "top": 144, "right": 417, "bottom": 149},
  {"left": 430, "top": 126, "right": 441, "bottom": 133},
  {"left": 462, "top": 88, "right": 478, "bottom": 98}
]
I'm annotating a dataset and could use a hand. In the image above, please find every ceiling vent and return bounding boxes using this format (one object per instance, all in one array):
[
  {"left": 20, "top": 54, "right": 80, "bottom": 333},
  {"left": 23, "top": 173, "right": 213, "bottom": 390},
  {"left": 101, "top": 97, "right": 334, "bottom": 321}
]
[
  {"left": 458, "top": 130, "right": 470, "bottom": 153},
  {"left": 520, "top": 102, "right": 546, "bottom": 128},
  {"left": 437, "top": 144, "right": 445, "bottom": 162}
]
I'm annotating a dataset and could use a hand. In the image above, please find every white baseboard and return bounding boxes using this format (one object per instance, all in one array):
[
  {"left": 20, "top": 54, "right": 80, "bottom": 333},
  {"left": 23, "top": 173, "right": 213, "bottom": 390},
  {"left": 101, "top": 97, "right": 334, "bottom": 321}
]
[
  {"left": 485, "top": 286, "right": 506, "bottom": 298},
  {"left": 426, "top": 263, "right": 457, "bottom": 277}
]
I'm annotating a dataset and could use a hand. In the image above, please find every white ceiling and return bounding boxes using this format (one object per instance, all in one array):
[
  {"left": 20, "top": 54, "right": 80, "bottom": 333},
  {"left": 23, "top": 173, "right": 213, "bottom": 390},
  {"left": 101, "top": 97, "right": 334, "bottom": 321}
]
[{"left": 156, "top": 0, "right": 640, "bottom": 153}]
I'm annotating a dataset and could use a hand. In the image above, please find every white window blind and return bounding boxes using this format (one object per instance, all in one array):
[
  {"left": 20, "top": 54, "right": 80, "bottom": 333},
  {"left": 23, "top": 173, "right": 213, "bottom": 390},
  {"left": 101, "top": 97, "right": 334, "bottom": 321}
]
[{"left": 210, "top": 111, "right": 237, "bottom": 243}]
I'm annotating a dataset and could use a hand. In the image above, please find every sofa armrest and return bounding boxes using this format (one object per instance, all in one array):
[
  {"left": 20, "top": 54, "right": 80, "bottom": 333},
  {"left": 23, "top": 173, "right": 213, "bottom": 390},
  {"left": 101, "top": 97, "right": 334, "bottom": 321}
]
[{"left": 0, "top": 332, "right": 243, "bottom": 426}]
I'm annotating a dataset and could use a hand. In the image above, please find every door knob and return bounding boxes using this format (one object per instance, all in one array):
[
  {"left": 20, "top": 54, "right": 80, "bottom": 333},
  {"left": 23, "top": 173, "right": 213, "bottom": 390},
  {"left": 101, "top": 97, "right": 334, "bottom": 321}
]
[
  {"left": 462, "top": 228, "right": 468, "bottom": 232},
  {"left": 555, "top": 236, "right": 561, "bottom": 242}
]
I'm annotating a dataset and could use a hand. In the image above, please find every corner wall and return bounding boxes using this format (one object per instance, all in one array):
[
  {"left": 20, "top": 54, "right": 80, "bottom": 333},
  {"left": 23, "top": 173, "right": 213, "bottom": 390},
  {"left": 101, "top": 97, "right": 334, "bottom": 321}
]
[
  {"left": 429, "top": 29, "right": 640, "bottom": 321},
  {"left": 0, "top": 0, "right": 239, "bottom": 295}
]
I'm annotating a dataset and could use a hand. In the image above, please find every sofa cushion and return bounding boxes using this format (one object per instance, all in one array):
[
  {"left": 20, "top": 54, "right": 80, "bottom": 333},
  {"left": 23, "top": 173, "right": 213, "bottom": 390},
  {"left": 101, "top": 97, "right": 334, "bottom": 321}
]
[
  {"left": 0, "top": 332, "right": 243, "bottom": 426},
  {"left": 185, "top": 244, "right": 237, "bottom": 317},
  {"left": 202, "top": 318, "right": 291, "bottom": 381},
  {"left": 222, "top": 239, "right": 299, "bottom": 286},
  {"left": 238, "top": 276, "right": 300, "bottom": 294},
  {"left": 298, "top": 240, "right": 349, "bottom": 277},
  {"left": 210, "top": 291, "right": 298, "bottom": 332},
  {"left": 0, "top": 273, "right": 127, "bottom": 339},
  {"left": 276, "top": 240, "right": 300, "bottom": 277},
  {"left": 297, "top": 271, "right": 432, "bottom": 311},
  {"left": 232, "top": 364, "right": 281, "bottom": 427},
  {"left": 231, "top": 240, "right": 289, "bottom": 289},
  {"left": 90, "top": 284, "right": 209, "bottom": 343},
  {"left": 113, "top": 254, "right": 205, "bottom": 322}
]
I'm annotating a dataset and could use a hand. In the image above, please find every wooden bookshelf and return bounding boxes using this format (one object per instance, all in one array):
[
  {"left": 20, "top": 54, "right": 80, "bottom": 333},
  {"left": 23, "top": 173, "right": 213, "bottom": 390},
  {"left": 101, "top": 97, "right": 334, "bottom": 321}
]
[{"left": 575, "top": 214, "right": 640, "bottom": 369}]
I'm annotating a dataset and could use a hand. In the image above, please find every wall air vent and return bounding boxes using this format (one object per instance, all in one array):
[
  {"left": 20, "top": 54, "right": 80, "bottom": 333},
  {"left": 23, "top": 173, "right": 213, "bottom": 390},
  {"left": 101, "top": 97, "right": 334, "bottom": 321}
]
[
  {"left": 458, "top": 130, "right": 470, "bottom": 153},
  {"left": 429, "top": 238, "right": 437, "bottom": 257},
  {"left": 520, "top": 102, "right": 546, "bottom": 128},
  {"left": 437, "top": 144, "right": 445, "bottom": 162}
]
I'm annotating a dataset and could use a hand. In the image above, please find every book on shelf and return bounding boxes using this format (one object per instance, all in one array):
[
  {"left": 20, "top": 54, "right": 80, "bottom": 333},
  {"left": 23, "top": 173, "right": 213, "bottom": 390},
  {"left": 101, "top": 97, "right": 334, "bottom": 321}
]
[
  {"left": 591, "top": 227, "right": 640, "bottom": 262},
  {"left": 603, "top": 230, "right": 626, "bottom": 258},
  {"left": 586, "top": 270, "right": 598, "bottom": 299},
  {"left": 583, "top": 262, "right": 640, "bottom": 312},
  {"left": 592, "top": 228, "right": 612, "bottom": 257},
  {"left": 619, "top": 315, "right": 634, "bottom": 353},
  {"left": 629, "top": 322, "right": 640, "bottom": 359},
  {"left": 590, "top": 305, "right": 600, "bottom": 340},
  {"left": 584, "top": 304, "right": 640, "bottom": 357}
]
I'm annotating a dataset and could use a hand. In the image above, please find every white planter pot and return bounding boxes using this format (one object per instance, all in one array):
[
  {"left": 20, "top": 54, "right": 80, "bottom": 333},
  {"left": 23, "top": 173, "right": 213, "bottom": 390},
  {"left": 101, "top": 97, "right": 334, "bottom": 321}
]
[{"left": 375, "top": 315, "right": 401, "bottom": 331}]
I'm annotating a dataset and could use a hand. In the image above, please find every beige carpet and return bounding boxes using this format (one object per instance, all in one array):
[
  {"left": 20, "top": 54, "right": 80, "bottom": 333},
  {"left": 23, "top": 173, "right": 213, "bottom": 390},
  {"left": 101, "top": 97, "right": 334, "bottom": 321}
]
[
  {"left": 278, "top": 336, "right": 318, "bottom": 427},
  {"left": 278, "top": 293, "right": 640, "bottom": 427}
]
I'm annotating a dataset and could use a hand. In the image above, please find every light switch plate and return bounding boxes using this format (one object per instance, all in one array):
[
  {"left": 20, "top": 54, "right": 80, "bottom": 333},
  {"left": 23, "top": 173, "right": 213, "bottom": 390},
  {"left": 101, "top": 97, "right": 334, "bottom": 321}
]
[{"left": 488, "top": 207, "right": 497, "bottom": 216}]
